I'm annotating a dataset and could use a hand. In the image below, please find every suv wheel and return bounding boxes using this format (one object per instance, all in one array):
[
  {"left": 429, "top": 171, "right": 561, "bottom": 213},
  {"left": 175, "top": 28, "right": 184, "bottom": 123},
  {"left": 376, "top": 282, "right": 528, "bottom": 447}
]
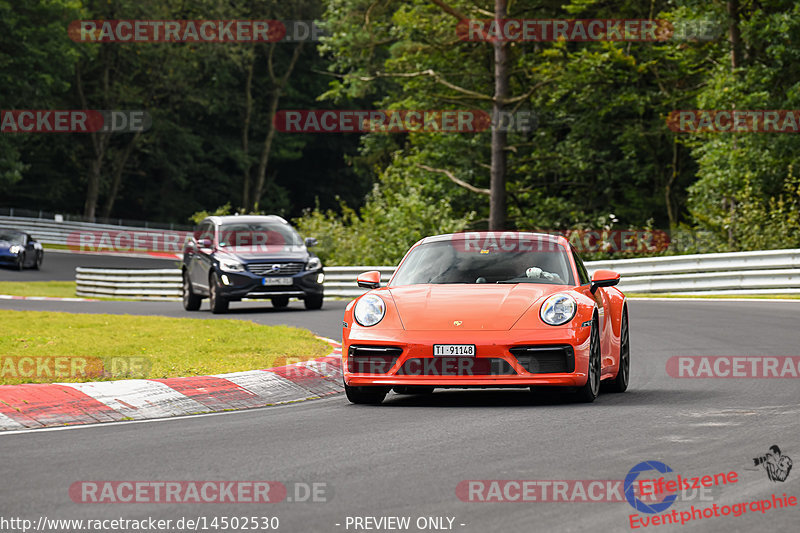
[
  {"left": 209, "top": 272, "right": 229, "bottom": 314},
  {"left": 182, "top": 272, "right": 202, "bottom": 311},
  {"left": 304, "top": 293, "right": 323, "bottom": 310}
]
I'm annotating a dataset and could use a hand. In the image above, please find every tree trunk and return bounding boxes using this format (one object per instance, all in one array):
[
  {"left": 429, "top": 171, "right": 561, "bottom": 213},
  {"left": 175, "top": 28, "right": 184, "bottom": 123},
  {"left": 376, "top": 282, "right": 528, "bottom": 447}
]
[
  {"left": 241, "top": 53, "right": 255, "bottom": 211},
  {"left": 489, "top": 0, "right": 509, "bottom": 231},
  {"left": 252, "top": 89, "right": 282, "bottom": 212},
  {"left": 665, "top": 136, "right": 678, "bottom": 229},
  {"left": 727, "top": 0, "right": 742, "bottom": 69},
  {"left": 251, "top": 41, "right": 303, "bottom": 212},
  {"left": 101, "top": 130, "right": 141, "bottom": 219}
]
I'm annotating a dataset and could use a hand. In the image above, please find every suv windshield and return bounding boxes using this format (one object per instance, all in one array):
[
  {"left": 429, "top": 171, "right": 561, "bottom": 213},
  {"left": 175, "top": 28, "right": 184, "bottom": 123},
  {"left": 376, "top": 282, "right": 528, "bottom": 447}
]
[
  {"left": 390, "top": 238, "right": 574, "bottom": 286},
  {"left": 217, "top": 222, "right": 302, "bottom": 247}
]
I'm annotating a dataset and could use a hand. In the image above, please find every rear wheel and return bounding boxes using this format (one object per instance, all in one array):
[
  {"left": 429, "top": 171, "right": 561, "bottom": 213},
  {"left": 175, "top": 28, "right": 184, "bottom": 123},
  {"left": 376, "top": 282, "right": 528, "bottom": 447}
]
[
  {"left": 344, "top": 384, "right": 388, "bottom": 404},
  {"left": 575, "top": 318, "right": 601, "bottom": 403},
  {"left": 208, "top": 272, "right": 229, "bottom": 314},
  {"left": 304, "top": 293, "right": 323, "bottom": 310},
  {"left": 605, "top": 309, "right": 629, "bottom": 393},
  {"left": 271, "top": 296, "right": 289, "bottom": 309},
  {"left": 182, "top": 272, "right": 202, "bottom": 311}
]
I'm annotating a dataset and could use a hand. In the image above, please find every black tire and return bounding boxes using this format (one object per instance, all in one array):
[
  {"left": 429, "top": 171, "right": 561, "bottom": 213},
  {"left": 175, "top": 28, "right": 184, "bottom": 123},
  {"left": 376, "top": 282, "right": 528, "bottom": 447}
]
[
  {"left": 271, "top": 296, "right": 289, "bottom": 309},
  {"left": 604, "top": 309, "right": 630, "bottom": 393},
  {"left": 393, "top": 386, "right": 435, "bottom": 395},
  {"left": 304, "top": 293, "right": 323, "bottom": 310},
  {"left": 32, "top": 251, "right": 42, "bottom": 270},
  {"left": 344, "top": 384, "right": 388, "bottom": 404},
  {"left": 575, "top": 318, "right": 601, "bottom": 403},
  {"left": 182, "top": 272, "right": 202, "bottom": 311},
  {"left": 208, "top": 272, "right": 229, "bottom": 314},
  {"left": 15, "top": 252, "right": 25, "bottom": 271}
]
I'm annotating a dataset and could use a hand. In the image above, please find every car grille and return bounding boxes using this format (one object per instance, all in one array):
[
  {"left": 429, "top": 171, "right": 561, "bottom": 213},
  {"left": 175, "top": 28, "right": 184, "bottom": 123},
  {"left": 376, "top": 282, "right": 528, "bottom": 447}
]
[
  {"left": 247, "top": 262, "right": 304, "bottom": 276},
  {"left": 396, "top": 358, "right": 516, "bottom": 376},
  {"left": 347, "top": 346, "right": 403, "bottom": 373},
  {"left": 509, "top": 345, "right": 575, "bottom": 373}
]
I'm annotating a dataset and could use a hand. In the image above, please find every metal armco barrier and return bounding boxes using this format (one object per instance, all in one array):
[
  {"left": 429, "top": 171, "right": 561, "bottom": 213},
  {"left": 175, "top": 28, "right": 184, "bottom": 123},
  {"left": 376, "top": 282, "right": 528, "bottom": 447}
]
[
  {"left": 0, "top": 214, "right": 187, "bottom": 249},
  {"left": 76, "top": 268, "right": 182, "bottom": 300},
  {"left": 73, "top": 249, "right": 800, "bottom": 300}
]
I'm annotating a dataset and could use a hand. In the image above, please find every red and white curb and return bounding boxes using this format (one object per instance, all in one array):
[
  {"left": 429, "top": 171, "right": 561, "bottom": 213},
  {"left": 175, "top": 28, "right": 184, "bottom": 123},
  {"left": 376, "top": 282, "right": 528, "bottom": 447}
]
[{"left": 0, "top": 339, "right": 343, "bottom": 431}]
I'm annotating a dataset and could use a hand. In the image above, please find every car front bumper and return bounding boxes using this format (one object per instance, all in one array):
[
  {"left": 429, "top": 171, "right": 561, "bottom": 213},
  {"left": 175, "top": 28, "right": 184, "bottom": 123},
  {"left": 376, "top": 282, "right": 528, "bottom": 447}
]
[
  {"left": 215, "top": 269, "right": 324, "bottom": 300},
  {"left": 0, "top": 250, "right": 21, "bottom": 264},
  {"left": 342, "top": 327, "right": 592, "bottom": 388}
]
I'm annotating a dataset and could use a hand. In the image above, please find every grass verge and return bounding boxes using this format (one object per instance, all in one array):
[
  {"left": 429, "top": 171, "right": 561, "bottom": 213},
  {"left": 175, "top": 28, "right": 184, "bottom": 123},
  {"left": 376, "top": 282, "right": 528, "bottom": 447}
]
[
  {"left": 0, "top": 281, "right": 77, "bottom": 298},
  {"left": 0, "top": 310, "right": 331, "bottom": 385}
]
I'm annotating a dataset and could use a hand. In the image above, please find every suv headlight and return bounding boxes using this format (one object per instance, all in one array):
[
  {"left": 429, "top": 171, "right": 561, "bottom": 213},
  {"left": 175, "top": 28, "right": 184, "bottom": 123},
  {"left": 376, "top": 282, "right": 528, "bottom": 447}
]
[
  {"left": 9, "top": 245, "right": 22, "bottom": 254},
  {"left": 219, "top": 259, "right": 245, "bottom": 273},
  {"left": 540, "top": 294, "right": 577, "bottom": 326},
  {"left": 305, "top": 256, "right": 322, "bottom": 271},
  {"left": 354, "top": 294, "right": 386, "bottom": 327}
]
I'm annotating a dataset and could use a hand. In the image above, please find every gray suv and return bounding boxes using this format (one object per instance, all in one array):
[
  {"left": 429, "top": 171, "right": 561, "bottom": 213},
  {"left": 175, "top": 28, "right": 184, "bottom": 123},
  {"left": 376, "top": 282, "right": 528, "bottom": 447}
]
[{"left": 182, "top": 215, "right": 324, "bottom": 313}]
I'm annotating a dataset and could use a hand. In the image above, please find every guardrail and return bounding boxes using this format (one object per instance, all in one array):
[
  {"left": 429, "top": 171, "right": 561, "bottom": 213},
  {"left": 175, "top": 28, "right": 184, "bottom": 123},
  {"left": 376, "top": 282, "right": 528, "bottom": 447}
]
[
  {"left": 72, "top": 249, "right": 800, "bottom": 300},
  {"left": 0, "top": 215, "right": 188, "bottom": 248},
  {"left": 76, "top": 268, "right": 182, "bottom": 300}
]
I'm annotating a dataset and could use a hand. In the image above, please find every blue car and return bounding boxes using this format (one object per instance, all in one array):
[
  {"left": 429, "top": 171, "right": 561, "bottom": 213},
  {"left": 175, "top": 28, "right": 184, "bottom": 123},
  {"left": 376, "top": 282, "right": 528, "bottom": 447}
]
[
  {"left": 181, "top": 215, "right": 324, "bottom": 313},
  {"left": 0, "top": 229, "right": 44, "bottom": 270}
]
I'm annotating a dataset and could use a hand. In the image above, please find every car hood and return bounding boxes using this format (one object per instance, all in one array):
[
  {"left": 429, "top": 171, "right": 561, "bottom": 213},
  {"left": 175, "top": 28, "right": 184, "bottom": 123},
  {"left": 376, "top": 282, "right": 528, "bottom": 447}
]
[
  {"left": 387, "top": 284, "right": 555, "bottom": 331},
  {"left": 217, "top": 245, "right": 308, "bottom": 261}
]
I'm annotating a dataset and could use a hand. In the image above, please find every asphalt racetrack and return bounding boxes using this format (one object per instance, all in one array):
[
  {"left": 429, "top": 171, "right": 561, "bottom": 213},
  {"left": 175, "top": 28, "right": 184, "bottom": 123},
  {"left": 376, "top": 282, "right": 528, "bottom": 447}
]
[
  {"left": 1, "top": 254, "right": 798, "bottom": 532},
  {"left": 0, "top": 248, "right": 180, "bottom": 282}
]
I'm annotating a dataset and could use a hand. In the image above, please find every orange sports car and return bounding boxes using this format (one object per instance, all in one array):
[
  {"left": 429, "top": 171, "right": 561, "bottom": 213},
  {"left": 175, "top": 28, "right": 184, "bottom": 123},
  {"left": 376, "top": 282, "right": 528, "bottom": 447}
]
[{"left": 342, "top": 232, "right": 629, "bottom": 404}]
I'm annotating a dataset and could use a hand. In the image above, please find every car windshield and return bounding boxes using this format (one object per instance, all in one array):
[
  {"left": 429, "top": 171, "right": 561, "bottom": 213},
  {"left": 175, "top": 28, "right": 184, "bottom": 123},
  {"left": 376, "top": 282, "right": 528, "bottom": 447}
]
[
  {"left": 217, "top": 222, "right": 302, "bottom": 247},
  {"left": 390, "top": 236, "right": 575, "bottom": 286},
  {"left": 0, "top": 231, "right": 24, "bottom": 245}
]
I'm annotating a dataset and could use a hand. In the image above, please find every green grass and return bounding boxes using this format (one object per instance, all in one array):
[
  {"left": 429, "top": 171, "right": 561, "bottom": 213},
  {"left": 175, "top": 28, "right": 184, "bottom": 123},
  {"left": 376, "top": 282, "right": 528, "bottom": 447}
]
[
  {"left": 626, "top": 293, "right": 800, "bottom": 300},
  {"left": 0, "top": 281, "right": 77, "bottom": 298},
  {"left": 0, "top": 310, "right": 331, "bottom": 385}
]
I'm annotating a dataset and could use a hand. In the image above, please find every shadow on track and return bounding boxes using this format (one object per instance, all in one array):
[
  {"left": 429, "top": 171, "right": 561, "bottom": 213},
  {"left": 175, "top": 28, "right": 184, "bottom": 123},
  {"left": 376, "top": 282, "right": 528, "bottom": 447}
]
[{"left": 364, "top": 387, "right": 721, "bottom": 409}]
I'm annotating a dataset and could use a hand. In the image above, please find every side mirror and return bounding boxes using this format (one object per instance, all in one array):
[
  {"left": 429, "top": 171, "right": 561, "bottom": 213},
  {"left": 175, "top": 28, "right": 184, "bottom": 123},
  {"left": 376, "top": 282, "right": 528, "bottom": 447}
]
[
  {"left": 305, "top": 237, "right": 318, "bottom": 247},
  {"left": 199, "top": 238, "right": 213, "bottom": 249},
  {"left": 357, "top": 270, "right": 381, "bottom": 289},
  {"left": 590, "top": 269, "right": 620, "bottom": 294}
]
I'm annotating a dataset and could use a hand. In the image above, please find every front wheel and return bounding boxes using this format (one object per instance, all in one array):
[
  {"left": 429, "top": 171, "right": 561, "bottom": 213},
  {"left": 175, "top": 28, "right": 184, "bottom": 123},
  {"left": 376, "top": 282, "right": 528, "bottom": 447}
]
[
  {"left": 15, "top": 252, "right": 25, "bottom": 270},
  {"left": 344, "top": 384, "right": 388, "bottom": 404},
  {"left": 575, "top": 318, "right": 601, "bottom": 403},
  {"left": 304, "top": 293, "right": 323, "bottom": 310},
  {"left": 604, "top": 309, "right": 629, "bottom": 393},
  {"left": 32, "top": 252, "right": 42, "bottom": 270},
  {"left": 208, "top": 272, "right": 229, "bottom": 314},
  {"left": 182, "top": 272, "right": 202, "bottom": 311}
]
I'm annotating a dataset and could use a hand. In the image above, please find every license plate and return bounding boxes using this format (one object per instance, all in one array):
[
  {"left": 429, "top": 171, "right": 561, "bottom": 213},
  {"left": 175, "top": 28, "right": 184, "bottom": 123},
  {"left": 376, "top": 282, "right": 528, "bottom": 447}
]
[
  {"left": 262, "top": 277, "right": 293, "bottom": 286},
  {"left": 433, "top": 344, "right": 475, "bottom": 357}
]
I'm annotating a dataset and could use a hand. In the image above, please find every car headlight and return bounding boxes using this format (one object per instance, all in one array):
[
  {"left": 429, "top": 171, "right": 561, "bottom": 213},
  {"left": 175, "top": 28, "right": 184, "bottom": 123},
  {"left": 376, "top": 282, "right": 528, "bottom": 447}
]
[
  {"left": 219, "top": 259, "right": 245, "bottom": 273},
  {"left": 305, "top": 256, "right": 322, "bottom": 270},
  {"left": 540, "top": 294, "right": 577, "bottom": 326},
  {"left": 354, "top": 294, "right": 386, "bottom": 327},
  {"left": 9, "top": 245, "right": 22, "bottom": 254}
]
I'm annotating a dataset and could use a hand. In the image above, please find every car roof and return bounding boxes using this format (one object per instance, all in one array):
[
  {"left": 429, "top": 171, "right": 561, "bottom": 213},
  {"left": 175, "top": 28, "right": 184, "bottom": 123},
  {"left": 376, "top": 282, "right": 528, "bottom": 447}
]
[
  {"left": 205, "top": 215, "right": 289, "bottom": 225},
  {"left": 418, "top": 231, "right": 570, "bottom": 248}
]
